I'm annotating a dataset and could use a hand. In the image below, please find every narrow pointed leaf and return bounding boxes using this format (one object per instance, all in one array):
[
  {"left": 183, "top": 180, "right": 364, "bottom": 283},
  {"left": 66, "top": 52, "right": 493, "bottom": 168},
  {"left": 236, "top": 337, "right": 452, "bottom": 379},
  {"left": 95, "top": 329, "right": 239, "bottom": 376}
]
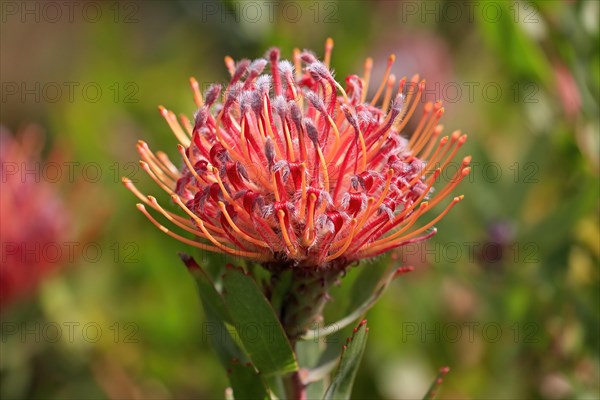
[
  {"left": 228, "top": 361, "right": 270, "bottom": 400},
  {"left": 179, "top": 254, "right": 248, "bottom": 366},
  {"left": 179, "top": 253, "right": 231, "bottom": 323},
  {"left": 323, "top": 320, "right": 369, "bottom": 400},
  {"left": 222, "top": 267, "right": 298, "bottom": 376},
  {"left": 423, "top": 367, "right": 450, "bottom": 400}
]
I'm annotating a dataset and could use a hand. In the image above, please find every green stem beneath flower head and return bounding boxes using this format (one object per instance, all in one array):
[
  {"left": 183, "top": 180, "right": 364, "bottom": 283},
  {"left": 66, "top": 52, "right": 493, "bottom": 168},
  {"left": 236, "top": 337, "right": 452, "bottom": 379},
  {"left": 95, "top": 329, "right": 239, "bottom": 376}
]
[{"left": 264, "top": 260, "right": 344, "bottom": 341}]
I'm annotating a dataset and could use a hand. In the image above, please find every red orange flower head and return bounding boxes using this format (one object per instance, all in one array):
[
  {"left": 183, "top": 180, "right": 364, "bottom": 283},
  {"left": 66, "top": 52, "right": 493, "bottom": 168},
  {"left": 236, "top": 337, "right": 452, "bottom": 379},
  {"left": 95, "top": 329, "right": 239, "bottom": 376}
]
[{"left": 126, "top": 39, "right": 471, "bottom": 269}]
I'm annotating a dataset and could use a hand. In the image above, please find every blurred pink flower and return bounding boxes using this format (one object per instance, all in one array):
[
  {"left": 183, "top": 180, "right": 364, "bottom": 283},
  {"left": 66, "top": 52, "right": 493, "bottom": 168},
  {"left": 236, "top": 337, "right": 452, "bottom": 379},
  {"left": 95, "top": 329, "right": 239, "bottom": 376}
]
[{"left": 0, "top": 126, "right": 70, "bottom": 308}]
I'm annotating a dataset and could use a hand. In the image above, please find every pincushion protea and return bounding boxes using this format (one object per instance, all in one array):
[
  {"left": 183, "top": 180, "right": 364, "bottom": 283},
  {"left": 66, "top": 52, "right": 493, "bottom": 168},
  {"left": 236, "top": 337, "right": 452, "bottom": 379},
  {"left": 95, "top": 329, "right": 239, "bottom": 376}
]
[{"left": 125, "top": 39, "right": 470, "bottom": 337}]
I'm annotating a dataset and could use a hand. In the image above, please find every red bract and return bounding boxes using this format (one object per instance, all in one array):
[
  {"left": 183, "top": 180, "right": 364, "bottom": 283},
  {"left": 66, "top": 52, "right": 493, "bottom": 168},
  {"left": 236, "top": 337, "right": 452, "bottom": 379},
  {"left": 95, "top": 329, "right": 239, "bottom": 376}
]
[{"left": 126, "top": 39, "right": 470, "bottom": 269}]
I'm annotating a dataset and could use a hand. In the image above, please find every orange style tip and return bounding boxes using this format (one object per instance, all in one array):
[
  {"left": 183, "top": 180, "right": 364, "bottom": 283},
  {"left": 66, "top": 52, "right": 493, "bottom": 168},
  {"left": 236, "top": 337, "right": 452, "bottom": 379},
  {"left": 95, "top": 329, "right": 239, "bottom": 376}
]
[
  {"left": 325, "top": 37, "right": 334, "bottom": 48},
  {"left": 177, "top": 144, "right": 185, "bottom": 151},
  {"left": 388, "top": 74, "right": 397, "bottom": 83},
  {"left": 136, "top": 203, "right": 145, "bottom": 211},
  {"left": 463, "top": 155, "right": 472, "bottom": 164},
  {"left": 158, "top": 105, "right": 167, "bottom": 114},
  {"left": 388, "top": 54, "right": 396, "bottom": 63},
  {"left": 365, "top": 57, "right": 373, "bottom": 67},
  {"left": 440, "top": 136, "right": 449, "bottom": 144},
  {"left": 451, "top": 130, "right": 461, "bottom": 140},
  {"left": 367, "top": 197, "right": 375, "bottom": 204},
  {"left": 189, "top": 77, "right": 199, "bottom": 86},
  {"left": 147, "top": 195, "right": 157, "bottom": 203},
  {"left": 277, "top": 209, "right": 285, "bottom": 217},
  {"left": 139, "top": 160, "right": 148, "bottom": 168},
  {"left": 462, "top": 167, "right": 471, "bottom": 175},
  {"left": 424, "top": 102, "right": 433, "bottom": 112},
  {"left": 137, "top": 139, "right": 147, "bottom": 147},
  {"left": 410, "top": 74, "right": 420, "bottom": 82},
  {"left": 420, "top": 201, "right": 429, "bottom": 208},
  {"left": 458, "top": 135, "right": 468, "bottom": 144},
  {"left": 437, "top": 108, "right": 445, "bottom": 117},
  {"left": 455, "top": 195, "right": 465, "bottom": 201}
]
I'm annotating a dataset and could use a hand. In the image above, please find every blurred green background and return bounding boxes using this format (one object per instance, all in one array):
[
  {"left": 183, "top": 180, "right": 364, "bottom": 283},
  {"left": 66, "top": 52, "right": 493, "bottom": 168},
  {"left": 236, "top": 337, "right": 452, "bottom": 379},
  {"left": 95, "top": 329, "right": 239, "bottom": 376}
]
[{"left": 1, "top": 0, "right": 598, "bottom": 399}]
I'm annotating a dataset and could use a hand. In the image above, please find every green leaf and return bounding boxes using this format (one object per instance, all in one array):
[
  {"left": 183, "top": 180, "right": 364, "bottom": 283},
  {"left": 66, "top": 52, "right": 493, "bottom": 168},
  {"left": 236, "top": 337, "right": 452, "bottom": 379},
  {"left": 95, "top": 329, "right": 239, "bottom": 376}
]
[
  {"left": 179, "top": 254, "right": 248, "bottom": 366},
  {"left": 423, "top": 367, "right": 450, "bottom": 400},
  {"left": 179, "top": 253, "right": 231, "bottom": 324},
  {"left": 227, "top": 361, "right": 270, "bottom": 400},
  {"left": 323, "top": 320, "right": 369, "bottom": 400},
  {"left": 222, "top": 267, "right": 298, "bottom": 376}
]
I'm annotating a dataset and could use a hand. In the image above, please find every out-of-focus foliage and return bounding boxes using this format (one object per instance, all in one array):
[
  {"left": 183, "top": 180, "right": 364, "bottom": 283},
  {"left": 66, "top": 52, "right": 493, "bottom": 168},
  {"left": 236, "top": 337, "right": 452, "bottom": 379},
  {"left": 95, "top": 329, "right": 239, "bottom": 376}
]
[{"left": 1, "top": 1, "right": 598, "bottom": 399}]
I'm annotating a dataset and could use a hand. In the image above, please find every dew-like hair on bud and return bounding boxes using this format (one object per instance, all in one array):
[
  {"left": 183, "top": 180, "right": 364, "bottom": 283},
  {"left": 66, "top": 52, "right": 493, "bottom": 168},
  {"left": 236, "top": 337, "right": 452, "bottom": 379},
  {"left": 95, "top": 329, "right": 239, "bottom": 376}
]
[
  {"left": 316, "top": 213, "right": 333, "bottom": 234},
  {"left": 273, "top": 160, "right": 290, "bottom": 181},
  {"left": 239, "top": 90, "right": 254, "bottom": 114},
  {"left": 304, "top": 118, "right": 319, "bottom": 144},
  {"left": 236, "top": 161, "right": 249, "bottom": 181},
  {"left": 307, "top": 61, "right": 331, "bottom": 81},
  {"left": 193, "top": 107, "right": 209, "bottom": 130},
  {"left": 391, "top": 93, "right": 405, "bottom": 113},
  {"left": 379, "top": 203, "right": 395, "bottom": 221},
  {"left": 304, "top": 91, "right": 327, "bottom": 114},
  {"left": 408, "top": 158, "right": 426, "bottom": 176},
  {"left": 232, "top": 59, "right": 251, "bottom": 81},
  {"left": 249, "top": 58, "right": 268, "bottom": 75},
  {"left": 285, "top": 201, "right": 298, "bottom": 219},
  {"left": 204, "top": 84, "right": 222, "bottom": 107},
  {"left": 300, "top": 51, "right": 317, "bottom": 64},
  {"left": 266, "top": 47, "right": 280, "bottom": 61},
  {"left": 260, "top": 203, "right": 274, "bottom": 219},
  {"left": 350, "top": 175, "right": 361, "bottom": 190},
  {"left": 272, "top": 95, "right": 288, "bottom": 115},
  {"left": 357, "top": 109, "right": 377, "bottom": 126},
  {"left": 278, "top": 60, "right": 294, "bottom": 76},
  {"left": 318, "top": 190, "right": 334, "bottom": 208},
  {"left": 265, "top": 137, "right": 275, "bottom": 166},
  {"left": 389, "top": 157, "right": 409, "bottom": 173},
  {"left": 412, "top": 181, "right": 430, "bottom": 198},
  {"left": 248, "top": 90, "right": 263, "bottom": 114},
  {"left": 197, "top": 187, "right": 212, "bottom": 213},
  {"left": 256, "top": 75, "right": 272, "bottom": 95},
  {"left": 226, "top": 82, "right": 243, "bottom": 106},
  {"left": 289, "top": 101, "right": 303, "bottom": 126},
  {"left": 340, "top": 192, "right": 368, "bottom": 212},
  {"left": 341, "top": 104, "right": 360, "bottom": 132}
]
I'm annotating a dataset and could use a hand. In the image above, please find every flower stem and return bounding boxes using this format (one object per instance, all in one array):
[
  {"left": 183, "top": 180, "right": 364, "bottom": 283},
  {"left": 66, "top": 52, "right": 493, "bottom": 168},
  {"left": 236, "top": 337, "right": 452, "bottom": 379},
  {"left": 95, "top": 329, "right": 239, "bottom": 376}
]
[{"left": 283, "top": 369, "right": 306, "bottom": 400}]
